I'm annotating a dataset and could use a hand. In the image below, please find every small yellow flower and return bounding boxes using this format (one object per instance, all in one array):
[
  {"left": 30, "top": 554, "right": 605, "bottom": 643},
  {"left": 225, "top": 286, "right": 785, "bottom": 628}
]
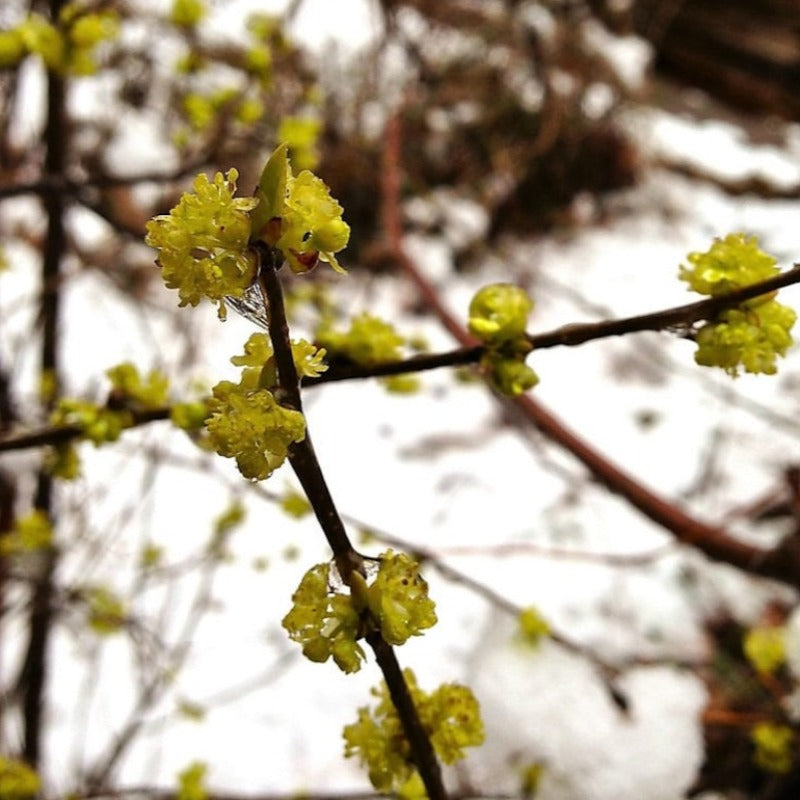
[{"left": 146, "top": 170, "right": 258, "bottom": 311}]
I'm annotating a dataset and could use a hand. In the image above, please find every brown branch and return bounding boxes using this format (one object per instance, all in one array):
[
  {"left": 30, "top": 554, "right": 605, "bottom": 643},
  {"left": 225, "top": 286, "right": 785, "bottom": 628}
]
[
  {"left": 256, "top": 246, "right": 361, "bottom": 579},
  {"left": 306, "top": 264, "right": 800, "bottom": 384},
  {"left": 0, "top": 158, "right": 211, "bottom": 200},
  {"left": 256, "top": 244, "right": 448, "bottom": 800},
  {"left": 527, "top": 264, "right": 800, "bottom": 348},
  {"left": 17, "top": 12, "right": 68, "bottom": 765},
  {"left": 4, "top": 258, "right": 800, "bottom": 456},
  {"left": 4, "top": 257, "right": 800, "bottom": 458},
  {"left": 0, "top": 408, "right": 170, "bottom": 453},
  {"left": 379, "top": 108, "right": 800, "bottom": 590}
]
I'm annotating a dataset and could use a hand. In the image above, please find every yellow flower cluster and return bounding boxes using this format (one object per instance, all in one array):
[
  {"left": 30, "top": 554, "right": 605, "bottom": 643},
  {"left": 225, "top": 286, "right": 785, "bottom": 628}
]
[
  {"left": 0, "top": 5, "right": 118, "bottom": 74},
  {"left": 366, "top": 550, "right": 437, "bottom": 646},
  {"left": 282, "top": 551, "right": 437, "bottom": 673},
  {"left": 204, "top": 334, "right": 324, "bottom": 481},
  {"left": 176, "top": 762, "right": 208, "bottom": 800},
  {"left": 743, "top": 626, "right": 786, "bottom": 675},
  {"left": 282, "top": 562, "right": 366, "bottom": 673},
  {"left": 316, "top": 312, "right": 405, "bottom": 366},
  {"left": 517, "top": 606, "right": 550, "bottom": 647},
  {"left": 343, "top": 669, "right": 485, "bottom": 793},
  {"left": 205, "top": 380, "right": 305, "bottom": 482},
  {"left": 83, "top": 584, "right": 128, "bottom": 635},
  {"left": 468, "top": 283, "right": 538, "bottom": 395},
  {"left": 277, "top": 170, "right": 350, "bottom": 274},
  {"left": 0, "top": 510, "right": 53, "bottom": 557},
  {"left": 0, "top": 756, "right": 40, "bottom": 800},
  {"left": 751, "top": 722, "right": 794, "bottom": 774},
  {"left": 252, "top": 144, "right": 350, "bottom": 275},
  {"left": 145, "top": 170, "right": 258, "bottom": 312},
  {"left": 680, "top": 233, "right": 796, "bottom": 377},
  {"left": 50, "top": 363, "right": 169, "bottom": 451}
]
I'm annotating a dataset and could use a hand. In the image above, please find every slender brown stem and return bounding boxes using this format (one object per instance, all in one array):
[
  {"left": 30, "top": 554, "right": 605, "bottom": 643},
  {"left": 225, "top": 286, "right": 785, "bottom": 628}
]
[
  {"left": 306, "top": 264, "right": 800, "bottom": 385},
  {"left": 257, "top": 244, "right": 448, "bottom": 800},
  {"left": 367, "top": 633, "right": 446, "bottom": 799},
  {"left": 527, "top": 264, "right": 800, "bottom": 349},
  {"left": 256, "top": 247, "right": 360, "bottom": 579},
  {"left": 18, "top": 0, "right": 68, "bottom": 765},
  {"left": 0, "top": 408, "right": 170, "bottom": 453}
]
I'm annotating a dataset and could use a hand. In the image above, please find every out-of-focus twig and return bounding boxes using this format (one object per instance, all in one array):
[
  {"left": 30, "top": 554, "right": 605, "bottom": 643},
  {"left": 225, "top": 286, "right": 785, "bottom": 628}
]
[{"left": 377, "top": 107, "right": 800, "bottom": 591}]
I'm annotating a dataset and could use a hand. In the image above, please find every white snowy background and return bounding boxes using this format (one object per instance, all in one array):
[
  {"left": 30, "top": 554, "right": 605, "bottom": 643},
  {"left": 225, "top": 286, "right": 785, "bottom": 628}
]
[{"left": 3, "top": 2, "right": 800, "bottom": 799}]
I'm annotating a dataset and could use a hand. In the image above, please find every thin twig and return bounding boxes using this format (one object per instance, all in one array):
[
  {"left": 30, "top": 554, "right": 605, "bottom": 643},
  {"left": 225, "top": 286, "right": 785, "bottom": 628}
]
[
  {"left": 256, "top": 244, "right": 448, "bottom": 800},
  {"left": 377, "top": 108, "right": 800, "bottom": 590},
  {"left": 16, "top": 14, "right": 68, "bottom": 764},
  {"left": 526, "top": 264, "right": 800, "bottom": 349},
  {"left": 305, "top": 264, "right": 800, "bottom": 385},
  {"left": 4, "top": 264, "right": 800, "bottom": 454},
  {"left": 256, "top": 246, "right": 361, "bottom": 579}
]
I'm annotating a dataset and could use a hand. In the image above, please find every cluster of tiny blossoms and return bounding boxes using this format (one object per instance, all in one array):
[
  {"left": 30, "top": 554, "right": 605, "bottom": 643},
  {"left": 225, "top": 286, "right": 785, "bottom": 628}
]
[
  {"left": 205, "top": 333, "right": 326, "bottom": 481},
  {"left": 145, "top": 170, "right": 258, "bottom": 313},
  {"left": 0, "top": 755, "right": 40, "bottom": 800},
  {"left": 343, "top": 669, "right": 485, "bottom": 795},
  {"left": 277, "top": 170, "right": 350, "bottom": 273},
  {"left": 0, "top": 4, "right": 119, "bottom": 74},
  {"left": 282, "top": 550, "right": 437, "bottom": 674},
  {"left": 751, "top": 722, "right": 795, "bottom": 774},
  {"left": 467, "top": 283, "right": 538, "bottom": 395},
  {"left": 145, "top": 149, "right": 484, "bottom": 796},
  {"left": 317, "top": 312, "right": 405, "bottom": 366},
  {"left": 680, "top": 233, "right": 796, "bottom": 377},
  {"left": 49, "top": 362, "right": 170, "bottom": 478},
  {"left": 146, "top": 148, "right": 350, "bottom": 317},
  {"left": 145, "top": 149, "right": 348, "bottom": 482}
]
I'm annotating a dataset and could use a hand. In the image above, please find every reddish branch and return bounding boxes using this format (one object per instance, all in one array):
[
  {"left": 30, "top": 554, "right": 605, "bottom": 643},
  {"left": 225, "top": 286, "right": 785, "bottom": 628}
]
[{"left": 379, "top": 109, "right": 800, "bottom": 590}]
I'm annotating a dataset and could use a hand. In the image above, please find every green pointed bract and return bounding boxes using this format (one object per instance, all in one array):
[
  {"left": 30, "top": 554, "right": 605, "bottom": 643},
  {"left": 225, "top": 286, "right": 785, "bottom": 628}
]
[{"left": 251, "top": 143, "right": 289, "bottom": 244}]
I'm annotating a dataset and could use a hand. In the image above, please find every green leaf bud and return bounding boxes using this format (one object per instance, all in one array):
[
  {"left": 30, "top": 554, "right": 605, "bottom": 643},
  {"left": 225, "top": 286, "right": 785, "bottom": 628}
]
[
  {"left": 486, "top": 355, "right": 539, "bottom": 396},
  {"left": 468, "top": 283, "right": 533, "bottom": 344},
  {"left": 170, "top": 0, "right": 206, "bottom": 28}
]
